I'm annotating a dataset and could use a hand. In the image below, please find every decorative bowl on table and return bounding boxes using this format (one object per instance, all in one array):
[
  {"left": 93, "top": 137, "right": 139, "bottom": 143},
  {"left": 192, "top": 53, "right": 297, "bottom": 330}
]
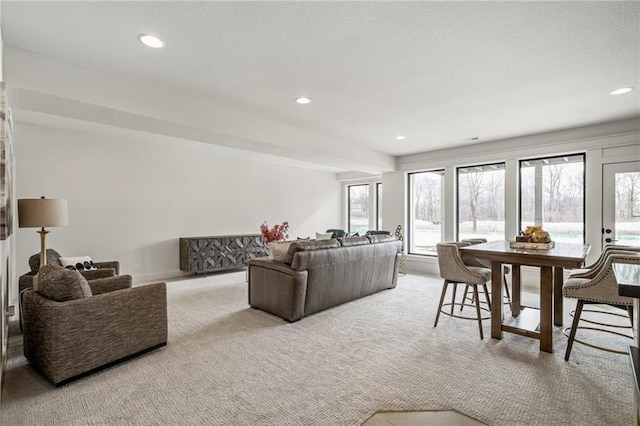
[{"left": 510, "top": 226, "right": 554, "bottom": 249}]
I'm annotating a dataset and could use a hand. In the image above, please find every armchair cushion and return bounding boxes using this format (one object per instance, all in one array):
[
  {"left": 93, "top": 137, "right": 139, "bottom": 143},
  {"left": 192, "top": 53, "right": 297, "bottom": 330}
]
[
  {"left": 80, "top": 268, "right": 116, "bottom": 281},
  {"left": 88, "top": 275, "right": 133, "bottom": 296},
  {"left": 37, "top": 265, "right": 92, "bottom": 302}
]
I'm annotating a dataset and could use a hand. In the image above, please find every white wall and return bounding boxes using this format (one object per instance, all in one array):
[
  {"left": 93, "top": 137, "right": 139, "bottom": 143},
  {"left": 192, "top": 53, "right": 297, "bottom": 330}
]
[{"left": 14, "top": 123, "right": 341, "bottom": 284}]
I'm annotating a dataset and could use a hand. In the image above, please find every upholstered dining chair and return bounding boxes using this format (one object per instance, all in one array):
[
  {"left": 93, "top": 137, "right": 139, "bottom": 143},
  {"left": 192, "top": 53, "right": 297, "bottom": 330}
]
[
  {"left": 563, "top": 251, "right": 640, "bottom": 361},
  {"left": 460, "top": 238, "right": 512, "bottom": 311},
  {"left": 434, "top": 242, "right": 492, "bottom": 339},
  {"left": 569, "top": 245, "right": 640, "bottom": 279}
]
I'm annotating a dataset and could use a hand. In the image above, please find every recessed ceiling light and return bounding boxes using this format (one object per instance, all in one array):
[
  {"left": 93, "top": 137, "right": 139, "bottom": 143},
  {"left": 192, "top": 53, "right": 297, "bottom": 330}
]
[
  {"left": 395, "top": 136, "right": 406, "bottom": 140},
  {"left": 610, "top": 87, "right": 634, "bottom": 95},
  {"left": 138, "top": 34, "right": 165, "bottom": 49},
  {"left": 295, "top": 97, "right": 311, "bottom": 104}
]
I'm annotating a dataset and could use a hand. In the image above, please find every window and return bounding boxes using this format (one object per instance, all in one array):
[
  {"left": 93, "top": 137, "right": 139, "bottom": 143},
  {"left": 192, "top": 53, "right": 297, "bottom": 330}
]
[
  {"left": 457, "top": 163, "right": 505, "bottom": 241},
  {"left": 376, "top": 183, "right": 382, "bottom": 230},
  {"left": 519, "top": 154, "right": 585, "bottom": 243},
  {"left": 348, "top": 184, "right": 369, "bottom": 235},
  {"left": 409, "top": 170, "right": 444, "bottom": 255}
]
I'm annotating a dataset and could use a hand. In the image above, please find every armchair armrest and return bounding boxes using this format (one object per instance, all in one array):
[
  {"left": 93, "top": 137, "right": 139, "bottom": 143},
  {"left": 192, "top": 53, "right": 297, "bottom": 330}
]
[
  {"left": 19, "top": 273, "right": 35, "bottom": 293},
  {"left": 88, "top": 274, "right": 133, "bottom": 295},
  {"left": 94, "top": 260, "right": 120, "bottom": 275},
  {"left": 81, "top": 268, "right": 116, "bottom": 281},
  {"left": 22, "top": 282, "right": 167, "bottom": 385}
]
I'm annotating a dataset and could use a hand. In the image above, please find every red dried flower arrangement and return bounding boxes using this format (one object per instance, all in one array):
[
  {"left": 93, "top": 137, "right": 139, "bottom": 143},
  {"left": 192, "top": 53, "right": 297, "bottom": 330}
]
[{"left": 260, "top": 221, "right": 290, "bottom": 243}]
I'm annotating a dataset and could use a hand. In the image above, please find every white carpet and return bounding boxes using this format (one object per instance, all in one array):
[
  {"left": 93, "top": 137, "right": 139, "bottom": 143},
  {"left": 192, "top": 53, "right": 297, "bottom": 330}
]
[{"left": 1, "top": 272, "right": 634, "bottom": 425}]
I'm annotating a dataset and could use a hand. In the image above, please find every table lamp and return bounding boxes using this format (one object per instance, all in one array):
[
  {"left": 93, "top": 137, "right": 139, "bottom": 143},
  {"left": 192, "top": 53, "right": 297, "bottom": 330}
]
[{"left": 18, "top": 196, "right": 68, "bottom": 289}]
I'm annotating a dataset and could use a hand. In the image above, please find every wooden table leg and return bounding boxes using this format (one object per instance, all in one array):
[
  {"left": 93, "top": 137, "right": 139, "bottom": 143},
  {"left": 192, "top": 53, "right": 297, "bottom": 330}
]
[
  {"left": 553, "top": 267, "right": 564, "bottom": 326},
  {"left": 512, "top": 264, "right": 521, "bottom": 317},
  {"left": 540, "top": 266, "right": 553, "bottom": 352},
  {"left": 491, "top": 261, "right": 503, "bottom": 340}
]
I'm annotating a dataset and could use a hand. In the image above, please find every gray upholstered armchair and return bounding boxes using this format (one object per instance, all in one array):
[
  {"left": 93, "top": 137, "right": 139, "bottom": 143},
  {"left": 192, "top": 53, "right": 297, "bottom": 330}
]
[
  {"left": 22, "top": 265, "right": 167, "bottom": 385},
  {"left": 19, "top": 249, "right": 120, "bottom": 292}
]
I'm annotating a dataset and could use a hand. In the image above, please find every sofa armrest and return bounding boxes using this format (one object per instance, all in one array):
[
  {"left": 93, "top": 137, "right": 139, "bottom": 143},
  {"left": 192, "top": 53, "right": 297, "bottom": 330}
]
[
  {"left": 94, "top": 260, "right": 120, "bottom": 275},
  {"left": 22, "top": 282, "right": 167, "bottom": 385},
  {"left": 88, "top": 274, "right": 133, "bottom": 295},
  {"left": 247, "top": 258, "right": 300, "bottom": 275},
  {"left": 247, "top": 259, "right": 308, "bottom": 322}
]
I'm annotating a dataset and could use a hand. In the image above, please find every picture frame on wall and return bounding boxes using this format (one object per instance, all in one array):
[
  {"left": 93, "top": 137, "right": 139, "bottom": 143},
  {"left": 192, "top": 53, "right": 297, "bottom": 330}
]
[{"left": 0, "top": 82, "right": 14, "bottom": 241}]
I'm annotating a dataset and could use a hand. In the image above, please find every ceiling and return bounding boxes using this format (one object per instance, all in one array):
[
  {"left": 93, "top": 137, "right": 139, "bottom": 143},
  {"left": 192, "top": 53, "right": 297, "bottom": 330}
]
[{"left": 2, "top": 1, "right": 639, "bottom": 171}]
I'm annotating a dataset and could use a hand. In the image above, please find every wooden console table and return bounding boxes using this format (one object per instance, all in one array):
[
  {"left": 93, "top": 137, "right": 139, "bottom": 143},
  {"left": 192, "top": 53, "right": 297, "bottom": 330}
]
[{"left": 179, "top": 234, "right": 269, "bottom": 273}]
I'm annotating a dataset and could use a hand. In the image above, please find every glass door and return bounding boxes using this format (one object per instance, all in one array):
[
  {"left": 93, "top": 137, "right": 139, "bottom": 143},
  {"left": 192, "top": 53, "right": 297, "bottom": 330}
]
[{"left": 602, "top": 161, "right": 640, "bottom": 247}]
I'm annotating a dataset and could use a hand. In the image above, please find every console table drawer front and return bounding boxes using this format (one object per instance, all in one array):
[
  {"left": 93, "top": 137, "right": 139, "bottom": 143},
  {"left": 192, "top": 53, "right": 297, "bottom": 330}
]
[{"left": 180, "top": 234, "right": 269, "bottom": 273}]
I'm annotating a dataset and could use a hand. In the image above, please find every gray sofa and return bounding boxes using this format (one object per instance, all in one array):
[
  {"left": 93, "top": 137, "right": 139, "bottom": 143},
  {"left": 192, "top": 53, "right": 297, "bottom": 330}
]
[
  {"left": 247, "top": 235, "right": 402, "bottom": 322},
  {"left": 22, "top": 265, "right": 168, "bottom": 385}
]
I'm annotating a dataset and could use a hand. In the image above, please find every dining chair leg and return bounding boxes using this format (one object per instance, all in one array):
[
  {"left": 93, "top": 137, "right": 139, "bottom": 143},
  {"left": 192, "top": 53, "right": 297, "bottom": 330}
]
[
  {"left": 565, "top": 299, "right": 584, "bottom": 361},
  {"left": 451, "top": 282, "right": 458, "bottom": 316},
  {"left": 460, "top": 285, "right": 470, "bottom": 312},
  {"left": 434, "top": 280, "right": 449, "bottom": 327},
  {"left": 482, "top": 283, "right": 492, "bottom": 311},
  {"left": 472, "top": 285, "right": 484, "bottom": 339}
]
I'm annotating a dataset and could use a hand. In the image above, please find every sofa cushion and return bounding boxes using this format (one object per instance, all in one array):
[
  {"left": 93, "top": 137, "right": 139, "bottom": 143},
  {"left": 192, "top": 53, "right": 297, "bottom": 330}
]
[
  {"left": 367, "top": 234, "right": 397, "bottom": 244},
  {"left": 284, "top": 239, "right": 341, "bottom": 264},
  {"left": 366, "top": 230, "right": 392, "bottom": 236},
  {"left": 338, "top": 236, "right": 371, "bottom": 247},
  {"left": 37, "top": 264, "right": 93, "bottom": 302},
  {"left": 315, "top": 232, "right": 333, "bottom": 240}
]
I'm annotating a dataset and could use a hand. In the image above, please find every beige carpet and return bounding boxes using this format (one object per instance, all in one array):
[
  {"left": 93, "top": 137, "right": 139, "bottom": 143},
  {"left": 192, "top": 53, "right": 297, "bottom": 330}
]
[{"left": 1, "top": 272, "right": 634, "bottom": 425}]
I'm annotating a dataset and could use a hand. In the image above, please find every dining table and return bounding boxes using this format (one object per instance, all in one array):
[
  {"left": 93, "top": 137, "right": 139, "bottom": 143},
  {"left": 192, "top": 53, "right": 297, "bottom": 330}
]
[{"left": 459, "top": 240, "right": 590, "bottom": 352}]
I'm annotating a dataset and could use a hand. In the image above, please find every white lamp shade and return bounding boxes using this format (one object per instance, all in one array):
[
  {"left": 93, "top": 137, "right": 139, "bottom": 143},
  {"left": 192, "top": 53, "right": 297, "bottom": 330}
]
[{"left": 18, "top": 198, "right": 69, "bottom": 228}]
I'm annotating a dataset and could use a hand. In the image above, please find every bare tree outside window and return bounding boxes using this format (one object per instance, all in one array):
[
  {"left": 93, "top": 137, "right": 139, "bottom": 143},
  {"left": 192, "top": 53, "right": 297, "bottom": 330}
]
[
  {"left": 520, "top": 154, "right": 585, "bottom": 243},
  {"left": 615, "top": 171, "right": 640, "bottom": 244},
  {"left": 457, "top": 163, "right": 505, "bottom": 241},
  {"left": 348, "top": 184, "right": 369, "bottom": 234},
  {"left": 409, "top": 171, "right": 444, "bottom": 255}
]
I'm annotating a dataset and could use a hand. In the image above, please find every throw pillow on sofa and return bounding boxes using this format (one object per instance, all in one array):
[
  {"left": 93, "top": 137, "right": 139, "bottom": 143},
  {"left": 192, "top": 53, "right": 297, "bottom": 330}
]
[
  {"left": 268, "top": 241, "right": 294, "bottom": 261},
  {"left": 37, "top": 264, "right": 93, "bottom": 302}
]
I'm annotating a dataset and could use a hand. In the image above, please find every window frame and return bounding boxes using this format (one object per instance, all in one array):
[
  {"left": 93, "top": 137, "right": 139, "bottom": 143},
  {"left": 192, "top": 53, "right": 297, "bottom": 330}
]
[
  {"left": 455, "top": 162, "right": 506, "bottom": 242},
  {"left": 518, "top": 153, "right": 586, "bottom": 243},
  {"left": 347, "top": 183, "right": 370, "bottom": 235},
  {"left": 407, "top": 169, "right": 445, "bottom": 256},
  {"left": 376, "top": 182, "right": 382, "bottom": 230}
]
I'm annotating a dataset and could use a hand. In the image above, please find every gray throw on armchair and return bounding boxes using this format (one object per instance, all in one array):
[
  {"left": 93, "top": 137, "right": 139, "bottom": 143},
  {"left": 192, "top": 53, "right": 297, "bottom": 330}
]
[{"left": 22, "top": 265, "right": 168, "bottom": 386}]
